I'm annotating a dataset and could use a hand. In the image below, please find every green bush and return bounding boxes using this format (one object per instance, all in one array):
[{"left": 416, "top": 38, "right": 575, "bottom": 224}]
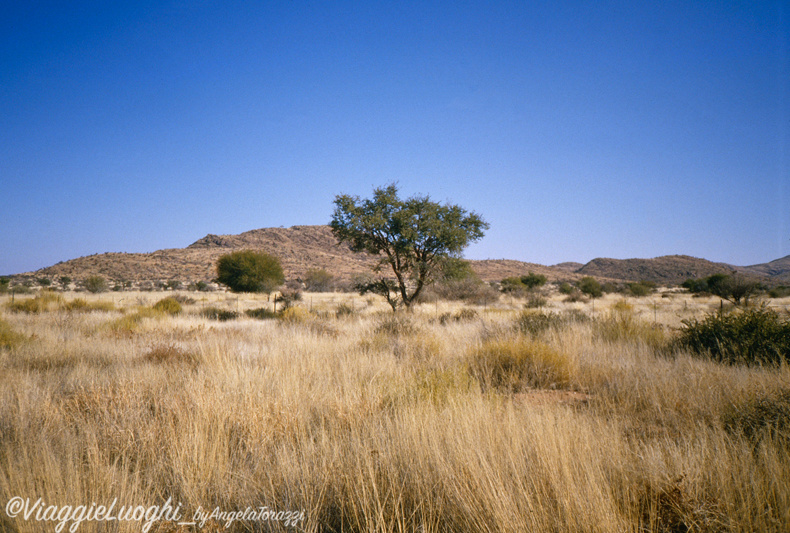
[
  {"left": 578, "top": 277, "right": 602, "bottom": 298},
  {"left": 500, "top": 277, "right": 526, "bottom": 294},
  {"left": 627, "top": 281, "right": 654, "bottom": 297},
  {"left": 678, "top": 306, "right": 790, "bottom": 364},
  {"left": 216, "top": 250, "right": 284, "bottom": 293},
  {"left": 152, "top": 297, "right": 182, "bottom": 315},
  {"left": 682, "top": 273, "right": 761, "bottom": 306},
  {"left": 521, "top": 272, "right": 547, "bottom": 289}
]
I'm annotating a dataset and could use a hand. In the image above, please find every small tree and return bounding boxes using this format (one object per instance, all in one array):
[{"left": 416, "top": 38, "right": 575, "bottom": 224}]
[
  {"left": 521, "top": 272, "right": 547, "bottom": 289},
  {"left": 331, "top": 184, "right": 488, "bottom": 310},
  {"left": 683, "top": 273, "right": 760, "bottom": 306},
  {"left": 578, "top": 277, "right": 602, "bottom": 299},
  {"left": 216, "top": 250, "right": 284, "bottom": 294},
  {"left": 84, "top": 275, "right": 108, "bottom": 293}
]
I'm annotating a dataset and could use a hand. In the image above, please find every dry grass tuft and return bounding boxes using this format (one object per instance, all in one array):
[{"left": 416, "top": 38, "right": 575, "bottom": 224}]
[
  {"left": 468, "top": 336, "right": 574, "bottom": 391},
  {"left": 0, "top": 317, "right": 25, "bottom": 349},
  {"left": 143, "top": 343, "right": 201, "bottom": 367},
  {"left": 6, "top": 291, "right": 63, "bottom": 313}
]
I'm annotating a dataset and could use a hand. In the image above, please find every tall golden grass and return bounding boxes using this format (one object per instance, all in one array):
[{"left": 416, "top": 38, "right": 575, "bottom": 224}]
[{"left": 0, "top": 291, "right": 788, "bottom": 532}]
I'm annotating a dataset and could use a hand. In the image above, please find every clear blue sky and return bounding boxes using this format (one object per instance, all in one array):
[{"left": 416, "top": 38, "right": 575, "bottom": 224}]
[{"left": 1, "top": 1, "right": 788, "bottom": 275}]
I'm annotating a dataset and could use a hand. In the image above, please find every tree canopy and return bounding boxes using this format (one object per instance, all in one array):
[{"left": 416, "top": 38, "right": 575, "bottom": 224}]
[{"left": 330, "top": 184, "right": 488, "bottom": 310}]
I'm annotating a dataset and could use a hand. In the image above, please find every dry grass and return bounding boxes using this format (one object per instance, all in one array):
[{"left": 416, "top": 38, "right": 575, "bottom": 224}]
[{"left": 0, "top": 291, "right": 788, "bottom": 532}]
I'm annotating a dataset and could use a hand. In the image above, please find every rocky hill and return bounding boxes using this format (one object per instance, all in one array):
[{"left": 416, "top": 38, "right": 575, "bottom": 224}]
[
  {"left": 26, "top": 226, "right": 577, "bottom": 286},
  {"left": 16, "top": 226, "right": 788, "bottom": 288},
  {"left": 574, "top": 254, "right": 787, "bottom": 286}
]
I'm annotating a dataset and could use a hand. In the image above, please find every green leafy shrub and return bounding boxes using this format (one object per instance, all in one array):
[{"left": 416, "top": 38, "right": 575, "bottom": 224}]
[
  {"left": 678, "top": 306, "right": 790, "bottom": 364},
  {"left": 558, "top": 282, "right": 574, "bottom": 295},
  {"left": 682, "top": 273, "right": 761, "bottom": 306},
  {"left": 216, "top": 250, "right": 284, "bottom": 293},
  {"left": 578, "top": 277, "right": 602, "bottom": 298},
  {"left": 468, "top": 337, "right": 572, "bottom": 391},
  {"left": 521, "top": 272, "right": 547, "bottom": 289},
  {"left": 627, "top": 281, "right": 654, "bottom": 297},
  {"left": 500, "top": 277, "right": 526, "bottom": 294},
  {"left": 152, "top": 297, "right": 182, "bottom": 315}
]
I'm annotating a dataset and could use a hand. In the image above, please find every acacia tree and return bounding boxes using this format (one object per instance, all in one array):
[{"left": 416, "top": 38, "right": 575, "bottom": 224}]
[{"left": 330, "top": 184, "right": 488, "bottom": 311}]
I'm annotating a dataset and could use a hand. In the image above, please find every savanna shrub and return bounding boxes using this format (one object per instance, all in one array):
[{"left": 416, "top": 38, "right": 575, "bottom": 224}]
[
  {"left": 152, "top": 297, "right": 182, "bottom": 315},
  {"left": 245, "top": 307, "right": 277, "bottom": 320},
  {"left": 63, "top": 298, "right": 116, "bottom": 312},
  {"left": 722, "top": 389, "right": 790, "bottom": 441},
  {"left": 628, "top": 281, "right": 654, "bottom": 297},
  {"left": 202, "top": 307, "right": 239, "bottom": 321},
  {"left": 578, "top": 276, "right": 602, "bottom": 298},
  {"left": 144, "top": 343, "right": 200, "bottom": 367},
  {"left": 678, "top": 306, "right": 790, "bottom": 364},
  {"left": 84, "top": 276, "right": 108, "bottom": 293},
  {"left": 516, "top": 310, "right": 589, "bottom": 337},
  {"left": 0, "top": 318, "right": 25, "bottom": 349},
  {"left": 335, "top": 303, "right": 356, "bottom": 318},
  {"left": 303, "top": 268, "right": 335, "bottom": 292},
  {"left": 558, "top": 282, "right": 574, "bottom": 295},
  {"left": 7, "top": 291, "right": 63, "bottom": 313},
  {"left": 468, "top": 337, "right": 572, "bottom": 391},
  {"left": 216, "top": 250, "right": 284, "bottom": 293},
  {"left": 593, "top": 308, "right": 666, "bottom": 350}
]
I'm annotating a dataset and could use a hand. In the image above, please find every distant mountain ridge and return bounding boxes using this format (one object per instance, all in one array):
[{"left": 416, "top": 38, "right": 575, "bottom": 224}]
[{"left": 14, "top": 225, "right": 789, "bottom": 287}]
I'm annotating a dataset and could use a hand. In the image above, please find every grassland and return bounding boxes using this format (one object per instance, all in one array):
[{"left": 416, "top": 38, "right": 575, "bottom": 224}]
[{"left": 0, "top": 290, "right": 788, "bottom": 532}]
